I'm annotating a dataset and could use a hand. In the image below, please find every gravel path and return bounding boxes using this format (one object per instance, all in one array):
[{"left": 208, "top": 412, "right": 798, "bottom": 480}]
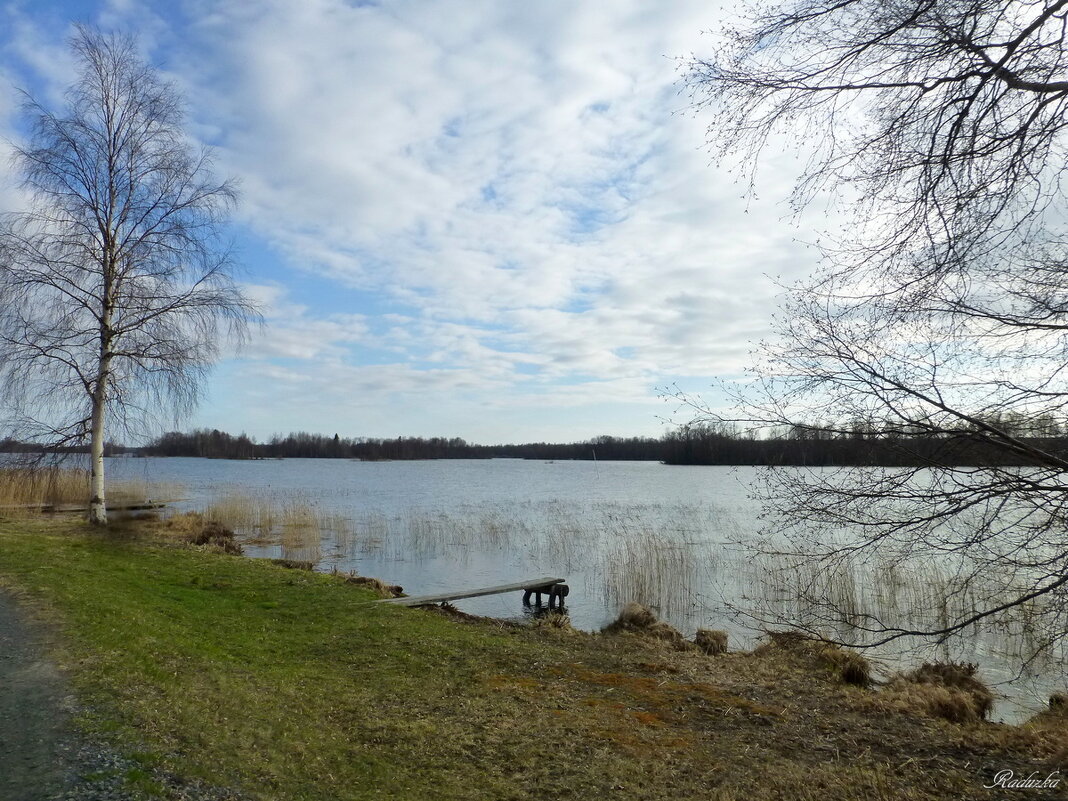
[
  {"left": 0, "top": 589, "right": 74, "bottom": 800},
  {"left": 0, "top": 590, "right": 248, "bottom": 801}
]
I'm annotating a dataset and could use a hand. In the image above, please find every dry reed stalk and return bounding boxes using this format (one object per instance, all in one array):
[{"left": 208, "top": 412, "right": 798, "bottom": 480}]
[
  {"left": 203, "top": 492, "right": 274, "bottom": 534},
  {"left": 279, "top": 502, "right": 323, "bottom": 563},
  {"left": 0, "top": 466, "right": 90, "bottom": 507},
  {"left": 197, "top": 491, "right": 356, "bottom": 565},
  {"left": 601, "top": 530, "right": 703, "bottom": 619},
  {"left": 0, "top": 466, "right": 179, "bottom": 512}
]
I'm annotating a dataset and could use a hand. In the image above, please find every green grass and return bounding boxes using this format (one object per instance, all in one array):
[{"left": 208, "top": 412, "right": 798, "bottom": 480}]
[
  {"left": 0, "top": 518, "right": 575, "bottom": 799},
  {"left": 0, "top": 517, "right": 1063, "bottom": 801}
]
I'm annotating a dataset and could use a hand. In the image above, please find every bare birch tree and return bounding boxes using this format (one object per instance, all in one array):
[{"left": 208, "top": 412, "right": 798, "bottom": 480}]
[
  {"left": 684, "top": 1, "right": 1068, "bottom": 655},
  {"left": 0, "top": 26, "right": 256, "bottom": 525}
]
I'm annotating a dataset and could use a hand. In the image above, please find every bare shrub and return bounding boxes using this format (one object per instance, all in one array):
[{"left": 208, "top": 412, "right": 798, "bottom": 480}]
[{"left": 681, "top": 0, "right": 1068, "bottom": 667}]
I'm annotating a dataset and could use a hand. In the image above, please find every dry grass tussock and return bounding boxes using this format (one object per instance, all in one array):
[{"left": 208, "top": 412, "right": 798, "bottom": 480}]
[
  {"left": 602, "top": 602, "right": 695, "bottom": 652},
  {"left": 271, "top": 559, "right": 315, "bottom": 570},
  {"left": 694, "top": 628, "right": 728, "bottom": 655},
  {"left": 1020, "top": 692, "right": 1068, "bottom": 745},
  {"left": 530, "top": 612, "right": 578, "bottom": 634},
  {"left": 341, "top": 573, "right": 404, "bottom": 598},
  {"left": 1019, "top": 699, "right": 1068, "bottom": 774},
  {"left": 202, "top": 492, "right": 276, "bottom": 534},
  {"left": 874, "top": 662, "right": 994, "bottom": 723},
  {"left": 131, "top": 511, "right": 242, "bottom": 555},
  {"left": 754, "top": 630, "right": 872, "bottom": 687}
]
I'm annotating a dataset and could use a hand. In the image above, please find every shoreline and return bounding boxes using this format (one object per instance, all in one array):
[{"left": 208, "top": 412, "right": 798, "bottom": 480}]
[{"left": 0, "top": 514, "right": 1064, "bottom": 799}]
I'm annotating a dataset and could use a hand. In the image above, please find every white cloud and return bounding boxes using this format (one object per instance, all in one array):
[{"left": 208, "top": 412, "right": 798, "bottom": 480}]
[
  {"left": 1, "top": 0, "right": 821, "bottom": 440},
  {"left": 0, "top": 82, "right": 23, "bottom": 212}
]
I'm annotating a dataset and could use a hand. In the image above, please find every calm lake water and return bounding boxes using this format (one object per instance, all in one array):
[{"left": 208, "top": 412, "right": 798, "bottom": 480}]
[{"left": 107, "top": 456, "right": 1066, "bottom": 723}]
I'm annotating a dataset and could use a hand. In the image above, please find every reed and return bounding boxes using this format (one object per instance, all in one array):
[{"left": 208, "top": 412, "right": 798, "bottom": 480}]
[
  {"left": 600, "top": 529, "right": 709, "bottom": 621},
  {"left": 107, "top": 476, "right": 184, "bottom": 506},
  {"left": 0, "top": 466, "right": 90, "bottom": 507},
  {"left": 198, "top": 490, "right": 352, "bottom": 563},
  {"left": 184, "top": 487, "right": 1065, "bottom": 688},
  {"left": 743, "top": 547, "right": 1068, "bottom": 675},
  {"left": 202, "top": 492, "right": 276, "bottom": 535},
  {"left": 353, "top": 511, "right": 390, "bottom": 553},
  {"left": 280, "top": 501, "right": 323, "bottom": 564},
  {"left": 539, "top": 501, "right": 595, "bottom": 570},
  {"left": 402, "top": 509, "right": 453, "bottom": 557},
  {"left": 0, "top": 466, "right": 180, "bottom": 512}
]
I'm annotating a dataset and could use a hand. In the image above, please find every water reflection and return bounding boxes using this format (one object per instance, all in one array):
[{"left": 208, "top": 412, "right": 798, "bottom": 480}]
[{"left": 105, "top": 456, "right": 1066, "bottom": 722}]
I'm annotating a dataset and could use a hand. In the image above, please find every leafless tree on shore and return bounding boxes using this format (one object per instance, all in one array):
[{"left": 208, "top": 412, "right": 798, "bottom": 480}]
[
  {"left": 683, "top": 0, "right": 1068, "bottom": 655},
  {"left": 0, "top": 26, "right": 257, "bottom": 524}
]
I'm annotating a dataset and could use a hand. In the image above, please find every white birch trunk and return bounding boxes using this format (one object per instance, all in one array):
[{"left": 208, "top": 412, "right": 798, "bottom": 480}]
[
  {"left": 88, "top": 278, "right": 113, "bottom": 526},
  {"left": 88, "top": 379, "right": 107, "bottom": 526}
]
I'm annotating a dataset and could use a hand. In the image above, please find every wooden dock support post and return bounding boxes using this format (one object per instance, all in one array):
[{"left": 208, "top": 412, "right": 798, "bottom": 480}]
[{"left": 522, "top": 583, "right": 569, "bottom": 609}]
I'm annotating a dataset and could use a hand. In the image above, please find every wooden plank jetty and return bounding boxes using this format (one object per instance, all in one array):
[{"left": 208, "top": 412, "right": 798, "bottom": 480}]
[{"left": 376, "top": 576, "right": 565, "bottom": 607}]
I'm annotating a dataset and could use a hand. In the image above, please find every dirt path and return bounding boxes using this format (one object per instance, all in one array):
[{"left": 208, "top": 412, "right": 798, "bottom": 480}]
[
  {"left": 0, "top": 589, "right": 247, "bottom": 801},
  {"left": 0, "top": 590, "right": 71, "bottom": 801}
]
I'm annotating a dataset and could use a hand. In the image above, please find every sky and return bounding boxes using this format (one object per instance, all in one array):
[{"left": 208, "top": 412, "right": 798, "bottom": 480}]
[{"left": 0, "top": 0, "right": 818, "bottom": 444}]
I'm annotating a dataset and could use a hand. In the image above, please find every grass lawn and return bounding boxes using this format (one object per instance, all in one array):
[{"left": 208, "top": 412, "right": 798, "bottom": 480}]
[{"left": 0, "top": 515, "right": 1064, "bottom": 800}]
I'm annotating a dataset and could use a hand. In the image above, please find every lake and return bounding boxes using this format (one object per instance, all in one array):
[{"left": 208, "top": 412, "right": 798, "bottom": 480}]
[{"left": 107, "top": 456, "right": 1066, "bottom": 722}]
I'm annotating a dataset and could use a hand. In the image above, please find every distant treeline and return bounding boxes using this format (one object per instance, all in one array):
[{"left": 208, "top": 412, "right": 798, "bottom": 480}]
[
  {"left": 661, "top": 425, "right": 1068, "bottom": 467},
  {"left": 134, "top": 422, "right": 1068, "bottom": 466},
  {"left": 143, "top": 429, "right": 663, "bottom": 461}
]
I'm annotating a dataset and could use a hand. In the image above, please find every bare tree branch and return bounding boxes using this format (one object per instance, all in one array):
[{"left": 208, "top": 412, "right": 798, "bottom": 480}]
[{"left": 683, "top": 0, "right": 1068, "bottom": 661}]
